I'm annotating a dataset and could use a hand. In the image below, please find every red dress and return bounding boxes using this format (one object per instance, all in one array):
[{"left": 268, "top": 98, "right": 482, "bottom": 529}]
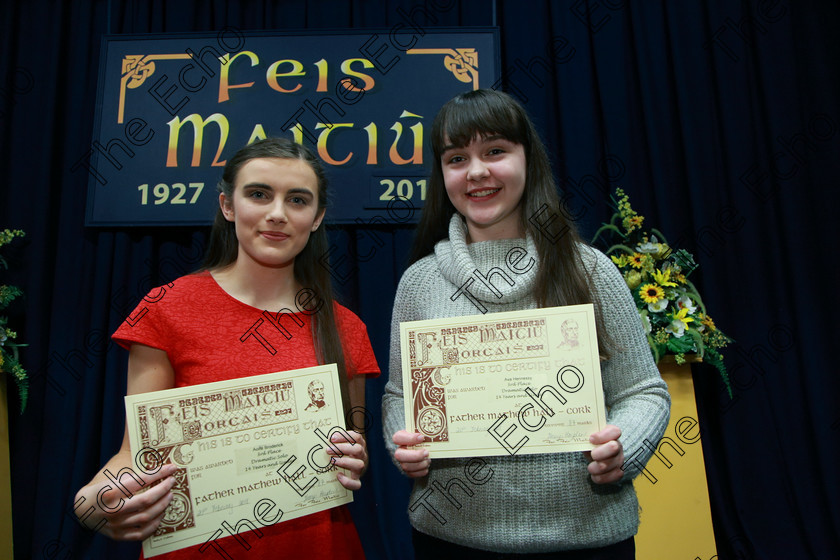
[{"left": 113, "top": 272, "right": 379, "bottom": 560}]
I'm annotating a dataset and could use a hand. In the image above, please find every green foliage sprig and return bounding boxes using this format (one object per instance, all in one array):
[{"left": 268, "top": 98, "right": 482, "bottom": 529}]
[
  {"left": 1, "top": 229, "right": 27, "bottom": 412},
  {"left": 592, "top": 190, "right": 733, "bottom": 397}
]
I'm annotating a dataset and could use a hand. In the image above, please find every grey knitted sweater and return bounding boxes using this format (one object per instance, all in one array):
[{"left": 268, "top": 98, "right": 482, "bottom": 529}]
[{"left": 382, "top": 215, "right": 671, "bottom": 553}]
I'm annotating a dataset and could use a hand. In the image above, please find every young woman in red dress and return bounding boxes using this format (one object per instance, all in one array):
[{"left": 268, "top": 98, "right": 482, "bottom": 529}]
[{"left": 75, "top": 138, "right": 379, "bottom": 559}]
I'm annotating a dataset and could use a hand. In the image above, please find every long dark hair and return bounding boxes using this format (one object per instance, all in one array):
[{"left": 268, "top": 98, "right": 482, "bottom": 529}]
[
  {"left": 203, "top": 138, "right": 351, "bottom": 401},
  {"left": 412, "top": 89, "right": 612, "bottom": 356}
]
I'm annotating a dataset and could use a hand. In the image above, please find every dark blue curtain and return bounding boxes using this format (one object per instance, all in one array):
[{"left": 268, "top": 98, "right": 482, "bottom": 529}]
[{"left": 2, "top": 1, "right": 837, "bottom": 559}]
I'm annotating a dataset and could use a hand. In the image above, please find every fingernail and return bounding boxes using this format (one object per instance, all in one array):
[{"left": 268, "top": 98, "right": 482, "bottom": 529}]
[{"left": 416, "top": 434, "right": 425, "bottom": 442}]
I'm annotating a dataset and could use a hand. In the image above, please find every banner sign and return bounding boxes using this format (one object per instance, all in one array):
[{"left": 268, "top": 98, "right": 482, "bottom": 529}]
[{"left": 82, "top": 28, "right": 499, "bottom": 226}]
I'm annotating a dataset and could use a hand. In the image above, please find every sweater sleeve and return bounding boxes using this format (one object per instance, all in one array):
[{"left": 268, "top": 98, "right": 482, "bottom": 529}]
[
  {"left": 381, "top": 262, "right": 425, "bottom": 468},
  {"left": 584, "top": 247, "right": 671, "bottom": 482}
]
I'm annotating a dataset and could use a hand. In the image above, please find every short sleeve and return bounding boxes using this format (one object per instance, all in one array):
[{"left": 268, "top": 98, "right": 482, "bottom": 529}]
[
  {"left": 336, "top": 304, "right": 380, "bottom": 378},
  {"left": 112, "top": 284, "right": 175, "bottom": 353}
]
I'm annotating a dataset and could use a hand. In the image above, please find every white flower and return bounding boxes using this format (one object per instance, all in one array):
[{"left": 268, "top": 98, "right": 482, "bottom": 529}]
[
  {"left": 637, "top": 235, "right": 660, "bottom": 254},
  {"left": 665, "top": 319, "right": 686, "bottom": 338},
  {"left": 640, "top": 313, "right": 652, "bottom": 334},
  {"left": 648, "top": 299, "right": 669, "bottom": 313},
  {"left": 677, "top": 294, "right": 697, "bottom": 314}
]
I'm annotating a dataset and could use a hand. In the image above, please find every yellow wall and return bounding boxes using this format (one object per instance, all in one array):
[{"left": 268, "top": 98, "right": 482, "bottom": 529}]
[
  {"left": 0, "top": 376, "right": 14, "bottom": 557},
  {"left": 634, "top": 362, "right": 717, "bottom": 560}
]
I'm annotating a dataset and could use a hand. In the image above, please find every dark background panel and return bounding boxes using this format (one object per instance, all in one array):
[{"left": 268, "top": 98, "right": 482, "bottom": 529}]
[{"left": 1, "top": 1, "right": 838, "bottom": 559}]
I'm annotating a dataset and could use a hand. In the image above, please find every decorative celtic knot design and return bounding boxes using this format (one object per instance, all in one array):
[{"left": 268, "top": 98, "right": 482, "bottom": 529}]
[
  {"left": 406, "top": 47, "right": 480, "bottom": 89},
  {"left": 117, "top": 52, "right": 191, "bottom": 123},
  {"left": 122, "top": 55, "right": 156, "bottom": 89},
  {"left": 444, "top": 48, "right": 478, "bottom": 84}
]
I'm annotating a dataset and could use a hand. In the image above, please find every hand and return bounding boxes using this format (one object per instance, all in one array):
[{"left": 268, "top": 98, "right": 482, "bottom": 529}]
[
  {"left": 583, "top": 425, "right": 625, "bottom": 484},
  {"left": 392, "top": 430, "right": 430, "bottom": 478},
  {"left": 73, "top": 463, "right": 179, "bottom": 541},
  {"left": 326, "top": 430, "right": 368, "bottom": 490}
]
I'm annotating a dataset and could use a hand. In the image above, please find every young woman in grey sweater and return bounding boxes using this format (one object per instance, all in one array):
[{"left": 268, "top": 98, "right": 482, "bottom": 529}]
[{"left": 382, "top": 89, "right": 670, "bottom": 559}]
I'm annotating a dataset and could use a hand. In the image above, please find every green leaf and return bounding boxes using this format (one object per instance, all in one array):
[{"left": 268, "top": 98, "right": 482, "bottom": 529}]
[
  {"left": 591, "top": 223, "right": 626, "bottom": 244},
  {"left": 647, "top": 335, "right": 661, "bottom": 363},
  {"left": 605, "top": 243, "right": 637, "bottom": 256},
  {"left": 649, "top": 228, "right": 670, "bottom": 247},
  {"left": 682, "top": 278, "right": 707, "bottom": 315},
  {"left": 666, "top": 335, "right": 695, "bottom": 354},
  {"left": 686, "top": 326, "right": 706, "bottom": 357},
  {"left": 704, "top": 347, "right": 733, "bottom": 399}
]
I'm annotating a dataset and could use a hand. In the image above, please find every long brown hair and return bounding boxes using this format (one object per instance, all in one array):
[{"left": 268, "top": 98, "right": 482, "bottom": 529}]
[
  {"left": 412, "top": 89, "right": 612, "bottom": 356},
  {"left": 204, "top": 138, "right": 351, "bottom": 402}
]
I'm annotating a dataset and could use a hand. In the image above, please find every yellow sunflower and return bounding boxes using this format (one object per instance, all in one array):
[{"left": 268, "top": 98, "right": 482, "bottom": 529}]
[
  {"left": 629, "top": 252, "right": 645, "bottom": 269},
  {"left": 624, "top": 215, "right": 644, "bottom": 231},
  {"left": 639, "top": 283, "right": 665, "bottom": 303}
]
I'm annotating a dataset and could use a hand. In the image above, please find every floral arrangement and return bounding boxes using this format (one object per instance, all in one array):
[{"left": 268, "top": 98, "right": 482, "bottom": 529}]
[
  {"left": 1, "top": 229, "right": 27, "bottom": 412},
  {"left": 592, "top": 189, "right": 732, "bottom": 396}
]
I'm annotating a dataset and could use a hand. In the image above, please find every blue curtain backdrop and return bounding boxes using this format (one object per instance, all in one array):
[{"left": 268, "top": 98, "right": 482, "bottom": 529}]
[{"left": 1, "top": 1, "right": 838, "bottom": 558}]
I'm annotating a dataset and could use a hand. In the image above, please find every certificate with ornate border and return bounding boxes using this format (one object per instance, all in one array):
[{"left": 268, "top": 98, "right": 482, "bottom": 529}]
[
  {"left": 124, "top": 364, "right": 354, "bottom": 557},
  {"left": 400, "top": 304, "right": 607, "bottom": 458}
]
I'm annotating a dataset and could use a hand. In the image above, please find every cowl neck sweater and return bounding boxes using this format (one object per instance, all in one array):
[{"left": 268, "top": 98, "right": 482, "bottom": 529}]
[{"left": 434, "top": 213, "right": 538, "bottom": 307}]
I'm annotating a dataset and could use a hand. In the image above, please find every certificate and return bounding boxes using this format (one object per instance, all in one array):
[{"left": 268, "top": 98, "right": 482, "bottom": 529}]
[
  {"left": 124, "top": 364, "right": 354, "bottom": 557},
  {"left": 401, "top": 304, "right": 607, "bottom": 458}
]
